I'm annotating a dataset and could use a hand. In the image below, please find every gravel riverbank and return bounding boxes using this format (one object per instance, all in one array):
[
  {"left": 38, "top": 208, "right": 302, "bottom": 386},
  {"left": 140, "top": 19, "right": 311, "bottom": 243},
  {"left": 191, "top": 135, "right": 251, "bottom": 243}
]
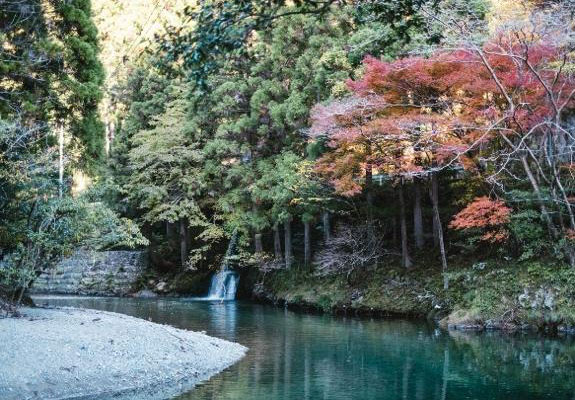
[{"left": 0, "top": 306, "right": 247, "bottom": 400}]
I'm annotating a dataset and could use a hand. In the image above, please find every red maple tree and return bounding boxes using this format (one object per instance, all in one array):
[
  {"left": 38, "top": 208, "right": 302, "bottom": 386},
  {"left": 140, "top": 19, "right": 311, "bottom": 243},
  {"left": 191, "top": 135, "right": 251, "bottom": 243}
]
[
  {"left": 449, "top": 197, "right": 512, "bottom": 243},
  {"left": 311, "top": 10, "right": 575, "bottom": 270}
]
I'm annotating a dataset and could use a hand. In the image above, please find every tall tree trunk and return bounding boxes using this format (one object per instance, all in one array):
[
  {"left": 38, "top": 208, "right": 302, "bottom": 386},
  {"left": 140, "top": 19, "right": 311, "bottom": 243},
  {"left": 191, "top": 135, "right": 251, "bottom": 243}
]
[
  {"left": 252, "top": 203, "right": 263, "bottom": 253},
  {"left": 304, "top": 219, "right": 311, "bottom": 267},
  {"left": 520, "top": 156, "right": 557, "bottom": 238},
  {"left": 165, "top": 221, "right": 172, "bottom": 238},
  {"left": 105, "top": 120, "right": 112, "bottom": 155},
  {"left": 413, "top": 178, "right": 424, "bottom": 249},
  {"left": 273, "top": 224, "right": 282, "bottom": 260},
  {"left": 399, "top": 180, "right": 412, "bottom": 269},
  {"left": 105, "top": 103, "right": 116, "bottom": 155},
  {"left": 365, "top": 143, "right": 375, "bottom": 245},
  {"left": 429, "top": 173, "right": 448, "bottom": 289},
  {"left": 58, "top": 125, "right": 64, "bottom": 198},
  {"left": 179, "top": 218, "right": 188, "bottom": 268},
  {"left": 431, "top": 175, "right": 440, "bottom": 248},
  {"left": 322, "top": 210, "right": 331, "bottom": 242},
  {"left": 549, "top": 157, "right": 575, "bottom": 267},
  {"left": 254, "top": 233, "right": 263, "bottom": 253},
  {"left": 284, "top": 216, "right": 292, "bottom": 269},
  {"left": 392, "top": 216, "right": 398, "bottom": 249}
]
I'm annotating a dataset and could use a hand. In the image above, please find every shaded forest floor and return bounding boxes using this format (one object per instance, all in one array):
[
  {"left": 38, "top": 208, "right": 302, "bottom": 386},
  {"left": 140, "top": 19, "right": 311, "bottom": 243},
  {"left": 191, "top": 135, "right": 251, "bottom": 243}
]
[{"left": 248, "top": 257, "right": 575, "bottom": 333}]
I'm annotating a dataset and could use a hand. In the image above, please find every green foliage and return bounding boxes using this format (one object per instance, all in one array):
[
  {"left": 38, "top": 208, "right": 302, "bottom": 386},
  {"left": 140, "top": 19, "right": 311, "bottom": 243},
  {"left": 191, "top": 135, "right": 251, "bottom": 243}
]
[
  {"left": 0, "top": 1, "right": 113, "bottom": 298},
  {"left": 1, "top": 0, "right": 105, "bottom": 159},
  {"left": 186, "top": 224, "right": 228, "bottom": 271},
  {"left": 447, "top": 260, "right": 575, "bottom": 327},
  {"left": 0, "top": 254, "right": 37, "bottom": 293},
  {"left": 172, "top": 9, "right": 353, "bottom": 240},
  {"left": 50, "top": 0, "right": 105, "bottom": 159},
  {"left": 254, "top": 151, "right": 324, "bottom": 223},
  {"left": 111, "top": 0, "right": 492, "bottom": 277},
  {"left": 159, "top": 0, "right": 437, "bottom": 87},
  {"left": 1, "top": 2, "right": 52, "bottom": 121},
  {"left": 0, "top": 192, "right": 147, "bottom": 290},
  {"left": 127, "top": 88, "right": 205, "bottom": 224},
  {"left": 7, "top": 0, "right": 574, "bottom": 331},
  {"left": 259, "top": 256, "right": 575, "bottom": 328},
  {"left": 509, "top": 209, "right": 548, "bottom": 261},
  {"left": 28, "top": 195, "right": 147, "bottom": 253}
]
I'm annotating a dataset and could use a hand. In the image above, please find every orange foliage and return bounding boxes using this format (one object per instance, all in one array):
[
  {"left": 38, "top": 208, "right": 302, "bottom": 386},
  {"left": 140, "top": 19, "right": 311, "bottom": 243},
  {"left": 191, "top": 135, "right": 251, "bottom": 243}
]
[
  {"left": 310, "top": 31, "right": 575, "bottom": 197},
  {"left": 449, "top": 196, "right": 512, "bottom": 243}
]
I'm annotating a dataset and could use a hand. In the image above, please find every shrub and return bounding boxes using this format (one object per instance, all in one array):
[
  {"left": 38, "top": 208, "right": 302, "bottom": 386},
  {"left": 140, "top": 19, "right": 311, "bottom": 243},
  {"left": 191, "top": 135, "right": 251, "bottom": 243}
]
[{"left": 315, "top": 223, "right": 387, "bottom": 277}]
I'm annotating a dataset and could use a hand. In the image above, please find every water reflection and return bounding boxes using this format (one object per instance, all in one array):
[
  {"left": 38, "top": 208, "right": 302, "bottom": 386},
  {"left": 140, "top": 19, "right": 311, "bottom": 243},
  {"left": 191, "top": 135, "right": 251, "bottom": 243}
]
[{"left": 33, "top": 296, "right": 575, "bottom": 400}]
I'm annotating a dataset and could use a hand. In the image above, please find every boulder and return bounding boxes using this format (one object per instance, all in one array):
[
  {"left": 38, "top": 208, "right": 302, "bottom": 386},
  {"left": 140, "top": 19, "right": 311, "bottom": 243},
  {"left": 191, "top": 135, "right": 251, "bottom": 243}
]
[
  {"left": 155, "top": 281, "right": 169, "bottom": 293},
  {"left": 133, "top": 289, "right": 158, "bottom": 298}
]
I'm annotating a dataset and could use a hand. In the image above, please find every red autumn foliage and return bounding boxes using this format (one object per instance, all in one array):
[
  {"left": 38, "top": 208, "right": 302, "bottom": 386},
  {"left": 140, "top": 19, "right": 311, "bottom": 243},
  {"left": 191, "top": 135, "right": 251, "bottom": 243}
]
[
  {"left": 449, "top": 196, "right": 512, "bottom": 243},
  {"left": 310, "top": 31, "right": 575, "bottom": 197}
]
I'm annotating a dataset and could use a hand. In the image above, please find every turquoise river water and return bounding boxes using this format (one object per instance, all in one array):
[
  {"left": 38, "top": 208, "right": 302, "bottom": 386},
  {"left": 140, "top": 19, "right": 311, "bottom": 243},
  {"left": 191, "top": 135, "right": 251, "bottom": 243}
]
[{"left": 34, "top": 296, "right": 575, "bottom": 400}]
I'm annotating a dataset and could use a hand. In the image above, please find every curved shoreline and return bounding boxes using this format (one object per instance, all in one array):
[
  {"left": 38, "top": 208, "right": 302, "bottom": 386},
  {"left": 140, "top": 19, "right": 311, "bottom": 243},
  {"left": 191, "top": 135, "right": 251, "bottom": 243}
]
[{"left": 0, "top": 307, "right": 247, "bottom": 400}]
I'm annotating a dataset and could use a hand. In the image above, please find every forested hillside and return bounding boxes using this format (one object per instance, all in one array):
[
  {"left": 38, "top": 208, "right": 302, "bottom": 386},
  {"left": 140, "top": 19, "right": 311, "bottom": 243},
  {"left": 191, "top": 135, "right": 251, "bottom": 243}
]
[
  {"left": 0, "top": 0, "right": 148, "bottom": 308},
  {"left": 3, "top": 0, "right": 575, "bottom": 329}
]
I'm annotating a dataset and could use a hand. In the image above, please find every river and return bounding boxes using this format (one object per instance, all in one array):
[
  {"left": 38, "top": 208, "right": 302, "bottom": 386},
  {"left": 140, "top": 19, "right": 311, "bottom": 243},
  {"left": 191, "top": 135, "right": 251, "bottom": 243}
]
[{"left": 33, "top": 296, "right": 575, "bottom": 400}]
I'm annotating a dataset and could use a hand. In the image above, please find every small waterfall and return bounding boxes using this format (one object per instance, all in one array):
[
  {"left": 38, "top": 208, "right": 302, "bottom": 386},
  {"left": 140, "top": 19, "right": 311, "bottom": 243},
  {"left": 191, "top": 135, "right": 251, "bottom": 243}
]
[
  {"left": 206, "top": 270, "right": 239, "bottom": 300},
  {"left": 206, "top": 229, "right": 239, "bottom": 301}
]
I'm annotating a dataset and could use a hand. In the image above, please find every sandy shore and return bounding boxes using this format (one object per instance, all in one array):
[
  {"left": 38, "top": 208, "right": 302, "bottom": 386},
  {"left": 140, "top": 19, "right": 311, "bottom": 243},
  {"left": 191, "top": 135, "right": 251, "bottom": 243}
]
[{"left": 0, "top": 307, "right": 246, "bottom": 400}]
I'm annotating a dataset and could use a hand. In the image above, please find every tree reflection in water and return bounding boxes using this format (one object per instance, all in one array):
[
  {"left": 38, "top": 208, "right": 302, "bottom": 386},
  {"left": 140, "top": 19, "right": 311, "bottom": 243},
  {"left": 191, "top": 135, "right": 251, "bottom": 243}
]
[{"left": 33, "top": 296, "right": 575, "bottom": 400}]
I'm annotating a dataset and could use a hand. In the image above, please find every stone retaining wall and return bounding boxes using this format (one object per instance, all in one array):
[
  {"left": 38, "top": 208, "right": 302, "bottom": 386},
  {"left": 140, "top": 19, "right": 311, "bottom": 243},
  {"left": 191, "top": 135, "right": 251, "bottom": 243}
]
[{"left": 32, "top": 250, "right": 147, "bottom": 296}]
